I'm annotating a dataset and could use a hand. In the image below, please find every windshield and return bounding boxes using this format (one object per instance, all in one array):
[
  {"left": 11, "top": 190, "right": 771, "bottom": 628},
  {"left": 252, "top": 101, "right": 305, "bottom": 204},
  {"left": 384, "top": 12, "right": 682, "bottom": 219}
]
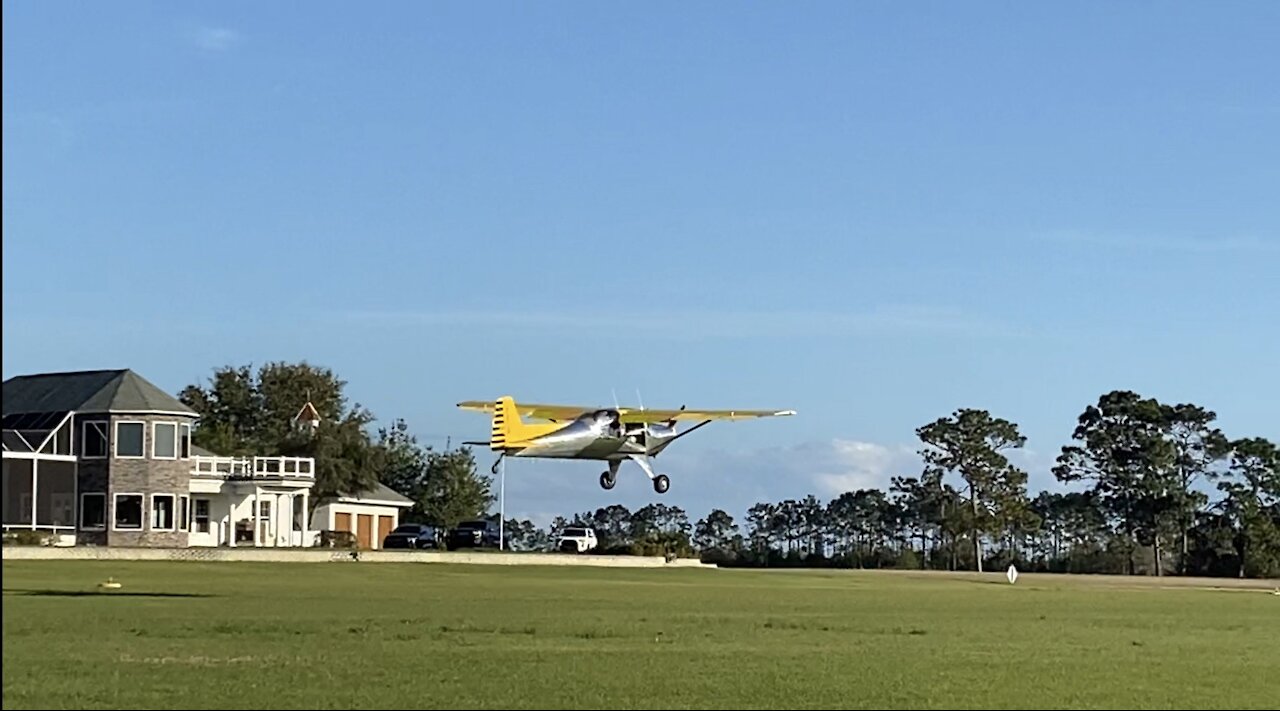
[
  {"left": 393, "top": 525, "right": 423, "bottom": 534},
  {"left": 564, "top": 528, "right": 588, "bottom": 537},
  {"left": 458, "top": 520, "right": 487, "bottom": 529}
]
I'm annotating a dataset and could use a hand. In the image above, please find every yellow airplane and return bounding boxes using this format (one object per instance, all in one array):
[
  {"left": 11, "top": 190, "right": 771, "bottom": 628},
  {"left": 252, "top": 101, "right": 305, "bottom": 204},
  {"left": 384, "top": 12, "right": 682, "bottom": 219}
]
[{"left": 457, "top": 396, "right": 796, "bottom": 494}]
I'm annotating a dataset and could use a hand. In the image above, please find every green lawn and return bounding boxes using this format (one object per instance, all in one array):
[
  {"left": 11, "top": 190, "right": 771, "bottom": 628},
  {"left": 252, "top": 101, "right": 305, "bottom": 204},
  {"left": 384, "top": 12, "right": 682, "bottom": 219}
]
[{"left": 2, "top": 561, "right": 1277, "bottom": 709}]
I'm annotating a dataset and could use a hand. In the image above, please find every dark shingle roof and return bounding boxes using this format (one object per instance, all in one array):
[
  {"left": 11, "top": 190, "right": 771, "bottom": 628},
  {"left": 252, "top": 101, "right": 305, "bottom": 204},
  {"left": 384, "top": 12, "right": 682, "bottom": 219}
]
[{"left": 2, "top": 369, "right": 196, "bottom": 418}]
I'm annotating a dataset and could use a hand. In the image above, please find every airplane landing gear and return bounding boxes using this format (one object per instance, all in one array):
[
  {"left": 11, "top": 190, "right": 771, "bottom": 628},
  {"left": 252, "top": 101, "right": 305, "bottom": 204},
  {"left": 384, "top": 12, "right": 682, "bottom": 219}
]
[
  {"left": 600, "top": 461, "right": 620, "bottom": 490},
  {"left": 622, "top": 454, "right": 670, "bottom": 495}
]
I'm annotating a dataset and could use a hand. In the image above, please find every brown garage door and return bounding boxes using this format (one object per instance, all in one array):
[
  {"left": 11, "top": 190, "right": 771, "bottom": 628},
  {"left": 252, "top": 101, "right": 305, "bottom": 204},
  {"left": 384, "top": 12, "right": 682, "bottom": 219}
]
[
  {"left": 357, "top": 514, "right": 373, "bottom": 549},
  {"left": 378, "top": 515, "right": 393, "bottom": 549},
  {"left": 335, "top": 512, "right": 352, "bottom": 532}
]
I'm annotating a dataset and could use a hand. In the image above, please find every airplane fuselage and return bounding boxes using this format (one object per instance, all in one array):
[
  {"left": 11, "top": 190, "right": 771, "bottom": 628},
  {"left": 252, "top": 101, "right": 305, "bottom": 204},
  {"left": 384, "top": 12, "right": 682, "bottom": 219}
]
[{"left": 500, "top": 409, "right": 679, "bottom": 461}]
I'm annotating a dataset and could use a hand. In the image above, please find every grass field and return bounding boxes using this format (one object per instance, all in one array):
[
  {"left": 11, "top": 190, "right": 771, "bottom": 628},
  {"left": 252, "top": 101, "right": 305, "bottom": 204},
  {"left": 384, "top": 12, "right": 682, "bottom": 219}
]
[{"left": 3, "top": 560, "right": 1277, "bottom": 709}]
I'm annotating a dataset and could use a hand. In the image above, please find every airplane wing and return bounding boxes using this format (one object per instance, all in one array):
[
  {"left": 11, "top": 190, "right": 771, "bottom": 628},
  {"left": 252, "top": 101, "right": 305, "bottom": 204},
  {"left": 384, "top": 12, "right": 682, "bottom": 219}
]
[
  {"left": 456, "top": 400, "right": 591, "bottom": 421},
  {"left": 617, "top": 408, "right": 796, "bottom": 423},
  {"left": 457, "top": 400, "right": 795, "bottom": 423}
]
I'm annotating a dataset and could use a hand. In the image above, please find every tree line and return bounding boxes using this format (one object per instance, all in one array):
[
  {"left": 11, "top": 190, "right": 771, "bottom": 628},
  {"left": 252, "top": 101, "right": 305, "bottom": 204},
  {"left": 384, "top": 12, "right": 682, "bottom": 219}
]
[{"left": 179, "top": 362, "right": 1277, "bottom": 578}]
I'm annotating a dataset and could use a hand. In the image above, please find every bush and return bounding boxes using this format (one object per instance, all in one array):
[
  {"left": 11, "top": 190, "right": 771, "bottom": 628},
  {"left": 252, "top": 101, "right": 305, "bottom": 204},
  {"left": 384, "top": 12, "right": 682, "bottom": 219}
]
[
  {"left": 2, "top": 530, "right": 55, "bottom": 546},
  {"left": 317, "top": 530, "right": 357, "bottom": 549}
]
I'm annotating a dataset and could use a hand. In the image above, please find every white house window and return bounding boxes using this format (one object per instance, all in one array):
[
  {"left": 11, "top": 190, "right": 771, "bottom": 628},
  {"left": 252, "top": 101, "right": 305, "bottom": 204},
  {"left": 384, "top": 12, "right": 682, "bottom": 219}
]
[
  {"left": 114, "top": 494, "right": 143, "bottom": 530},
  {"left": 151, "top": 494, "right": 175, "bottom": 530},
  {"left": 153, "top": 422, "right": 177, "bottom": 459},
  {"left": 81, "top": 493, "right": 106, "bottom": 529},
  {"left": 193, "top": 499, "right": 210, "bottom": 533},
  {"left": 179, "top": 424, "right": 191, "bottom": 459},
  {"left": 115, "top": 422, "right": 144, "bottom": 458},
  {"left": 82, "top": 421, "right": 108, "bottom": 458}
]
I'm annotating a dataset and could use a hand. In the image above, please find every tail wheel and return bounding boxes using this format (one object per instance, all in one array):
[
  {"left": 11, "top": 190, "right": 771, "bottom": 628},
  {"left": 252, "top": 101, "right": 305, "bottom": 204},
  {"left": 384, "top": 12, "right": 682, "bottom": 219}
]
[
  {"left": 600, "top": 471, "right": 617, "bottom": 490},
  {"left": 653, "top": 474, "right": 670, "bottom": 494}
]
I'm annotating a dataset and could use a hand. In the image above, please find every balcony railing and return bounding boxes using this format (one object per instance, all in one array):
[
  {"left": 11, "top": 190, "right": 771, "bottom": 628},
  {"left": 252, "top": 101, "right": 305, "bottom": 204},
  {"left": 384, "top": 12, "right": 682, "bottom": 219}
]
[{"left": 191, "top": 455, "right": 315, "bottom": 479}]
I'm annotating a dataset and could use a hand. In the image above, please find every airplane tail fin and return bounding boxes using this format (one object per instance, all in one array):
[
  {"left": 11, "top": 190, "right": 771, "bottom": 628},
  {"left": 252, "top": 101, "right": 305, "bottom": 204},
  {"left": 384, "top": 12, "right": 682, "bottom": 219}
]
[{"left": 490, "top": 396, "right": 530, "bottom": 448}]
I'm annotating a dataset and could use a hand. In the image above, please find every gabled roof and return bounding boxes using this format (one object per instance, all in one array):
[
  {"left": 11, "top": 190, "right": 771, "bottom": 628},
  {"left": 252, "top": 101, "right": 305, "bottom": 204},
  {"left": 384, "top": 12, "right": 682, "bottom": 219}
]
[
  {"left": 335, "top": 482, "right": 414, "bottom": 507},
  {"left": 293, "top": 401, "right": 321, "bottom": 423},
  {"left": 1, "top": 369, "right": 196, "bottom": 418}
]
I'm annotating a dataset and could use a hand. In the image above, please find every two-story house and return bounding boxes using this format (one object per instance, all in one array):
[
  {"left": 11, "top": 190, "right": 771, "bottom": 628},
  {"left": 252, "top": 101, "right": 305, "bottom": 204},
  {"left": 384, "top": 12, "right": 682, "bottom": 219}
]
[{"left": 2, "top": 368, "right": 325, "bottom": 547}]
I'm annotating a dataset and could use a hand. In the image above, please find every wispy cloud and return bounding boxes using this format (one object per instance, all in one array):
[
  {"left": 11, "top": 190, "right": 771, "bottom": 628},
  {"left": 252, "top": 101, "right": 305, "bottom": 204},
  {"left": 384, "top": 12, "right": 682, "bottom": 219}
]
[
  {"left": 1041, "top": 229, "right": 1279, "bottom": 255},
  {"left": 334, "top": 305, "right": 1020, "bottom": 341},
  {"left": 192, "top": 26, "right": 242, "bottom": 52}
]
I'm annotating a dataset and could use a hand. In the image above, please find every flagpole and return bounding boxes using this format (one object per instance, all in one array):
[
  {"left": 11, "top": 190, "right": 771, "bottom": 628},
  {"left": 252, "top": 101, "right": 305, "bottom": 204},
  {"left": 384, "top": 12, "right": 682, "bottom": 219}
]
[{"left": 499, "top": 456, "right": 505, "bottom": 551}]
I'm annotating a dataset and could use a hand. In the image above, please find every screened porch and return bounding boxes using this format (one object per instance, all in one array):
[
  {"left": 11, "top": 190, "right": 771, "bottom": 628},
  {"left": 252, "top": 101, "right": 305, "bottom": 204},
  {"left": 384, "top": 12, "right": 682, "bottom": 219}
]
[{"left": 2, "top": 411, "right": 78, "bottom": 533}]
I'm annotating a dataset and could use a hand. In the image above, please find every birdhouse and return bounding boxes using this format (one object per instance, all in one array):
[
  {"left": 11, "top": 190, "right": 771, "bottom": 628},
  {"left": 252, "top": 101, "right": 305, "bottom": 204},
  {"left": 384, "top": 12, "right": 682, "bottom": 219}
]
[{"left": 293, "top": 401, "right": 321, "bottom": 431}]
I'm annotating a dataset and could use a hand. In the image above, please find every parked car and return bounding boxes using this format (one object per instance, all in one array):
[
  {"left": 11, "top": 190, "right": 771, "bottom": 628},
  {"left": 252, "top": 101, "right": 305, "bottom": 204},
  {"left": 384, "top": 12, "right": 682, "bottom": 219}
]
[
  {"left": 447, "top": 519, "right": 502, "bottom": 549},
  {"left": 557, "top": 526, "right": 598, "bottom": 553},
  {"left": 382, "top": 523, "right": 440, "bottom": 550}
]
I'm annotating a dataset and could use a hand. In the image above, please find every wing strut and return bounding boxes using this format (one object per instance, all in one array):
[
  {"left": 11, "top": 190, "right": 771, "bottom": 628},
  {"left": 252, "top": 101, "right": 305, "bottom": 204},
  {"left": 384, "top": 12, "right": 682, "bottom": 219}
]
[{"left": 664, "top": 419, "right": 713, "bottom": 446}]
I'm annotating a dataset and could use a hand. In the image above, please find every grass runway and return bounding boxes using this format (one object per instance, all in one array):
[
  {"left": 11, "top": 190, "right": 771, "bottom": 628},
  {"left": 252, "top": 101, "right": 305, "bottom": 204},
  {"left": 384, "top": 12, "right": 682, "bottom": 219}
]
[{"left": 2, "top": 560, "right": 1277, "bottom": 709}]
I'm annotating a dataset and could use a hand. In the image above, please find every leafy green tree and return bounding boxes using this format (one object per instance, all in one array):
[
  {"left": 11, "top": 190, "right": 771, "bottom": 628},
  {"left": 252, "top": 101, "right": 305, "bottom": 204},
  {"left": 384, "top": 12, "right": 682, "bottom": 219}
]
[
  {"left": 890, "top": 475, "right": 944, "bottom": 568},
  {"left": 1161, "top": 403, "right": 1230, "bottom": 573},
  {"left": 694, "top": 508, "right": 740, "bottom": 553},
  {"left": 588, "top": 504, "right": 635, "bottom": 549},
  {"left": 1054, "top": 390, "right": 1178, "bottom": 575},
  {"left": 1212, "top": 437, "right": 1280, "bottom": 578},
  {"left": 916, "top": 408, "right": 1030, "bottom": 572},
  {"left": 179, "top": 361, "right": 382, "bottom": 506},
  {"left": 420, "top": 447, "right": 494, "bottom": 531},
  {"left": 375, "top": 418, "right": 430, "bottom": 520},
  {"left": 501, "top": 518, "right": 544, "bottom": 551}
]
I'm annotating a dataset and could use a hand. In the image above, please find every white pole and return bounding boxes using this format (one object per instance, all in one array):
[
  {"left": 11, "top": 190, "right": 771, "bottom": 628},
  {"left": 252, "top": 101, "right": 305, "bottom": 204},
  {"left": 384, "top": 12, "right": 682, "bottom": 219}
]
[
  {"left": 499, "top": 456, "right": 505, "bottom": 551},
  {"left": 31, "top": 460, "right": 39, "bottom": 530}
]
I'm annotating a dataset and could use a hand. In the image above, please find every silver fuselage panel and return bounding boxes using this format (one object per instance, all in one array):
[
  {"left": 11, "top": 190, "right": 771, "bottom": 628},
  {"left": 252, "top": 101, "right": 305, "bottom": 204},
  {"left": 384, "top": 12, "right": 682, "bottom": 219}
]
[{"left": 510, "top": 410, "right": 679, "bottom": 461}]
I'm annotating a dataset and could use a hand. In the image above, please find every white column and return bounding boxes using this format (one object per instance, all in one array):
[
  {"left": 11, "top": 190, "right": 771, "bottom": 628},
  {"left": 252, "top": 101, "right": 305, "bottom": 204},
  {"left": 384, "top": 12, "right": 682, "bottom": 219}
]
[
  {"left": 301, "top": 491, "right": 310, "bottom": 547},
  {"left": 252, "top": 488, "right": 260, "bottom": 547},
  {"left": 268, "top": 493, "right": 277, "bottom": 546},
  {"left": 276, "top": 493, "right": 287, "bottom": 546},
  {"left": 277, "top": 494, "right": 287, "bottom": 546},
  {"left": 31, "top": 460, "right": 39, "bottom": 530}
]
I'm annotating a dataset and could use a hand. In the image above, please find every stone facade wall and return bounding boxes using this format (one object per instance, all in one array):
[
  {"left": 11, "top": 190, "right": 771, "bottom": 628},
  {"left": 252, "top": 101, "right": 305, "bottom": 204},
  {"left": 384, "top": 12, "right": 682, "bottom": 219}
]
[{"left": 101, "top": 413, "right": 197, "bottom": 548}]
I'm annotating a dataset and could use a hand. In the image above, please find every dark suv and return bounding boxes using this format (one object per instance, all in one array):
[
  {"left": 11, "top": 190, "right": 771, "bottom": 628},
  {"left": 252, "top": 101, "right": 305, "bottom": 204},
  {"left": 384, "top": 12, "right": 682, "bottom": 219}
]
[
  {"left": 382, "top": 523, "right": 440, "bottom": 550},
  {"left": 447, "top": 519, "right": 502, "bottom": 549}
]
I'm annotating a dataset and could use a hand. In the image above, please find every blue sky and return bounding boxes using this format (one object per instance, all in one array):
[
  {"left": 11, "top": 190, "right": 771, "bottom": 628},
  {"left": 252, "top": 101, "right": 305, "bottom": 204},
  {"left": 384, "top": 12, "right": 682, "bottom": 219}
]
[{"left": 4, "top": 2, "right": 1278, "bottom": 525}]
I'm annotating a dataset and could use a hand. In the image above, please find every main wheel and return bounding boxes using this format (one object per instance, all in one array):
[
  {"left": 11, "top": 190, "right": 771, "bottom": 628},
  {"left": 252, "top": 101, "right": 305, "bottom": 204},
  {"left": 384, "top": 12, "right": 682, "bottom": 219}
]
[
  {"left": 653, "top": 474, "right": 670, "bottom": 494},
  {"left": 600, "top": 471, "right": 616, "bottom": 490}
]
